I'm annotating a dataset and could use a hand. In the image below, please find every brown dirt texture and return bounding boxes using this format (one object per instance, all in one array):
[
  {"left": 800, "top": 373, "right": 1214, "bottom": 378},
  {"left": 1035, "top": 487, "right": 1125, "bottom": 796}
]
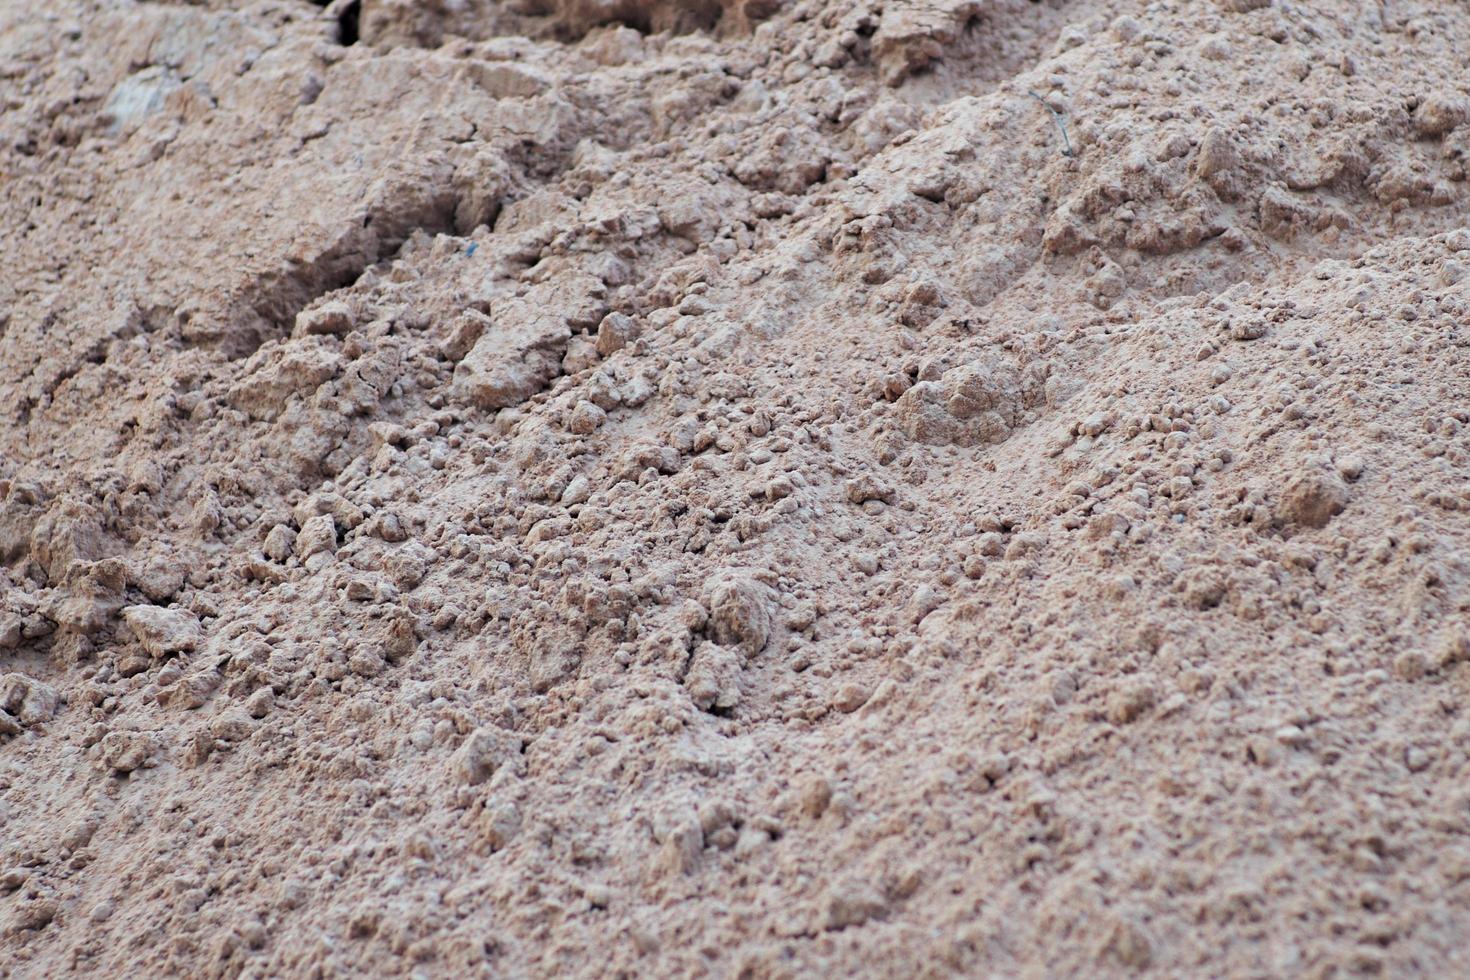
[{"left": 3, "top": 0, "right": 1470, "bottom": 976}]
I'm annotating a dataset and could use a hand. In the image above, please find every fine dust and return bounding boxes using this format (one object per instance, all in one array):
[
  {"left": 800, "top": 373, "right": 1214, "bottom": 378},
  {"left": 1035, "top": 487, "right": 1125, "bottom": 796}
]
[{"left": 3, "top": 0, "right": 1470, "bottom": 976}]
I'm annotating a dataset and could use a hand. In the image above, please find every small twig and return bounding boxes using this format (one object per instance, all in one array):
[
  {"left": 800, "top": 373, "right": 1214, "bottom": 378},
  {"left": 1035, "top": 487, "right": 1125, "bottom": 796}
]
[{"left": 1027, "top": 90, "right": 1074, "bottom": 159}]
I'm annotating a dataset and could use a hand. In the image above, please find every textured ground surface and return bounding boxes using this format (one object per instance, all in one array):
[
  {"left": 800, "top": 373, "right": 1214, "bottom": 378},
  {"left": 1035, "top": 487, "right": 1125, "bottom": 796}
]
[{"left": 3, "top": 0, "right": 1470, "bottom": 976}]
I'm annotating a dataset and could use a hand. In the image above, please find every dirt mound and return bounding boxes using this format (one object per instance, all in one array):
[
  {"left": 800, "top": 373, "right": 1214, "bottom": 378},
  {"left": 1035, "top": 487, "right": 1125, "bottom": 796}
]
[{"left": 3, "top": 0, "right": 1470, "bottom": 976}]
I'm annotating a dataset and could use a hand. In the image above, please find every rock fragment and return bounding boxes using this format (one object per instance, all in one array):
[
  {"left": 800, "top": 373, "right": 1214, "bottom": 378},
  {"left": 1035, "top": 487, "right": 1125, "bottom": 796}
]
[
  {"left": 833, "top": 682, "right": 871, "bottom": 713},
  {"left": 443, "top": 309, "right": 492, "bottom": 361},
  {"left": 707, "top": 576, "right": 772, "bottom": 655},
  {"left": 1277, "top": 470, "right": 1350, "bottom": 529},
  {"left": 99, "top": 730, "right": 156, "bottom": 773},
  {"left": 0, "top": 674, "right": 60, "bottom": 729},
  {"left": 452, "top": 277, "right": 605, "bottom": 411},
  {"left": 0, "top": 615, "right": 20, "bottom": 650},
  {"left": 1415, "top": 93, "right": 1470, "bottom": 138},
  {"left": 454, "top": 339, "right": 564, "bottom": 411},
  {"left": 845, "top": 473, "right": 895, "bottom": 506},
  {"left": 293, "top": 300, "right": 355, "bottom": 337},
  {"left": 596, "top": 312, "right": 640, "bottom": 356},
  {"left": 482, "top": 800, "right": 522, "bottom": 850},
  {"left": 130, "top": 556, "right": 186, "bottom": 604},
  {"left": 894, "top": 357, "right": 1045, "bottom": 448},
  {"left": 263, "top": 523, "right": 297, "bottom": 561},
  {"left": 294, "top": 514, "right": 338, "bottom": 561},
  {"left": 43, "top": 558, "right": 127, "bottom": 637},
  {"left": 1194, "top": 127, "right": 1240, "bottom": 195},
  {"left": 568, "top": 400, "right": 607, "bottom": 435},
  {"left": 162, "top": 667, "right": 221, "bottom": 711},
  {"left": 1108, "top": 681, "right": 1157, "bottom": 724},
  {"left": 1216, "top": 0, "right": 1270, "bottom": 12},
  {"left": 653, "top": 809, "right": 704, "bottom": 876},
  {"left": 8, "top": 896, "right": 58, "bottom": 933},
  {"left": 122, "top": 606, "right": 203, "bottom": 659},
  {"left": 209, "top": 708, "right": 257, "bottom": 743},
  {"left": 798, "top": 776, "right": 832, "bottom": 819},
  {"left": 685, "top": 642, "right": 742, "bottom": 712},
  {"left": 825, "top": 880, "right": 888, "bottom": 930},
  {"left": 453, "top": 728, "right": 523, "bottom": 786},
  {"left": 28, "top": 500, "right": 112, "bottom": 582}
]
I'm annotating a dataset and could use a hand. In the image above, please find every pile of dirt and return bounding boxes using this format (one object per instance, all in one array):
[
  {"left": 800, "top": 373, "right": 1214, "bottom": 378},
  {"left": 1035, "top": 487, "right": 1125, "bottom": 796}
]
[{"left": 2, "top": 0, "right": 1469, "bottom": 975}]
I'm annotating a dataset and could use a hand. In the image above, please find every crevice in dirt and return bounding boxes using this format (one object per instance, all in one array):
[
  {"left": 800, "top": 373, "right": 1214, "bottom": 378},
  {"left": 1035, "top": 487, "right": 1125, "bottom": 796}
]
[
  {"left": 205, "top": 190, "right": 465, "bottom": 359},
  {"left": 334, "top": 0, "right": 361, "bottom": 46},
  {"left": 871, "top": 0, "right": 1080, "bottom": 101},
  {"left": 349, "top": 0, "right": 763, "bottom": 49}
]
